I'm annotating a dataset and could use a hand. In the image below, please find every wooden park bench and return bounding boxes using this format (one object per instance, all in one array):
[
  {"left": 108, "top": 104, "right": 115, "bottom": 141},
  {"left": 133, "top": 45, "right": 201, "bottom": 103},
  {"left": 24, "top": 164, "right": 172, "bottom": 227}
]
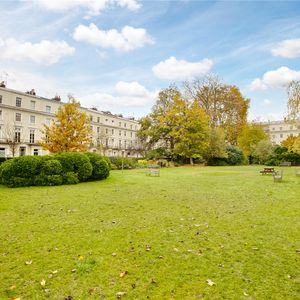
[
  {"left": 279, "top": 161, "right": 291, "bottom": 167},
  {"left": 145, "top": 164, "right": 160, "bottom": 177},
  {"left": 260, "top": 167, "right": 275, "bottom": 175},
  {"left": 273, "top": 170, "right": 283, "bottom": 182}
]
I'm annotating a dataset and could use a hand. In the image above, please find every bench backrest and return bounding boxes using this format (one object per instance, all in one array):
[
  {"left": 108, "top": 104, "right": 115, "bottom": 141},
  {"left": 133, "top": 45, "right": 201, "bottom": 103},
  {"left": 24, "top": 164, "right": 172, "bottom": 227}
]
[
  {"left": 147, "top": 164, "right": 160, "bottom": 169},
  {"left": 279, "top": 161, "right": 291, "bottom": 166}
]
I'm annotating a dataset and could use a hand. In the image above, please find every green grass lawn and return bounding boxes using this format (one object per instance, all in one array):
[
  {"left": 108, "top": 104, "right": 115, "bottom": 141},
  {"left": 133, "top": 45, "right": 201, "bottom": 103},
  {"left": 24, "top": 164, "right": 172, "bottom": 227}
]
[{"left": 0, "top": 166, "right": 300, "bottom": 300}]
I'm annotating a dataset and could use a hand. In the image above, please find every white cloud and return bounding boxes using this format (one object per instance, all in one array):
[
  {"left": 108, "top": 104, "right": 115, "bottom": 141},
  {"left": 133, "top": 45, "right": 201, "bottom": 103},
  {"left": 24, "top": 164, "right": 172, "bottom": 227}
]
[
  {"left": 250, "top": 78, "right": 267, "bottom": 91},
  {"left": 152, "top": 56, "right": 213, "bottom": 80},
  {"left": 79, "top": 81, "right": 158, "bottom": 112},
  {"left": 115, "top": 81, "right": 149, "bottom": 97},
  {"left": 250, "top": 67, "right": 300, "bottom": 91},
  {"left": 0, "top": 38, "right": 75, "bottom": 64},
  {"left": 73, "top": 23, "right": 153, "bottom": 52},
  {"left": 116, "top": 0, "right": 141, "bottom": 11},
  {"left": 271, "top": 38, "right": 300, "bottom": 58},
  {"left": 31, "top": 0, "right": 141, "bottom": 16}
]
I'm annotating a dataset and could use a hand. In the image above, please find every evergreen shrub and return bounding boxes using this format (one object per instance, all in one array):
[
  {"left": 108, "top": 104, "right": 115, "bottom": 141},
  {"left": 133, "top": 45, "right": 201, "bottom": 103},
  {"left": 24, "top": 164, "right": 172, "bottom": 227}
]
[
  {"left": 0, "top": 152, "right": 110, "bottom": 188},
  {"left": 85, "top": 152, "right": 110, "bottom": 180}
]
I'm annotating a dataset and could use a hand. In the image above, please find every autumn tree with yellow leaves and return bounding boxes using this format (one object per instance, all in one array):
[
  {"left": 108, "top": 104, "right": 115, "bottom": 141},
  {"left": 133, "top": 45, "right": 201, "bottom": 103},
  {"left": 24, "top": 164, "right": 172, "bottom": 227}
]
[
  {"left": 138, "top": 86, "right": 210, "bottom": 164},
  {"left": 165, "top": 94, "right": 209, "bottom": 165},
  {"left": 41, "top": 96, "right": 92, "bottom": 153}
]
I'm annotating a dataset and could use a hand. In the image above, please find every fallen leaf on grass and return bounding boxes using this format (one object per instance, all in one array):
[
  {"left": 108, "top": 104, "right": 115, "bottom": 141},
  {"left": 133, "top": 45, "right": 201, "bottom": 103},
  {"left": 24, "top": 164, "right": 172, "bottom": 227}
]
[
  {"left": 173, "top": 248, "right": 179, "bottom": 252},
  {"left": 78, "top": 255, "right": 84, "bottom": 260},
  {"left": 296, "top": 249, "right": 300, "bottom": 254},
  {"left": 120, "top": 271, "right": 128, "bottom": 278},
  {"left": 243, "top": 291, "right": 249, "bottom": 296},
  {"left": 40, "top": 279, "right": 46, "bottom": 287},
  {"left": 11, "top": 297, "right": 21, "bottom": 300},
  {"left": 9, "top": 284, "right": 16, "bottom": 290},
  {"left": 112, "top": 252, "right": 117, "bottom": 257},
  {"left": 206, "top": 279, "right": 215, "bottom": 286},
  {"left": 71, "top": 269, "right": 76, "bottom": 273},
  {"left": 146, "top": 245, "right": 151, "bottom": 251},
  {"left": 25, "top": 260, "right": 32, "bottom": 265},
  {"left": 116, "top": 291, "right": 126, "bottom": 298},
  {"left": 52, "top": 270, "right": 58, "bottom": 274}
]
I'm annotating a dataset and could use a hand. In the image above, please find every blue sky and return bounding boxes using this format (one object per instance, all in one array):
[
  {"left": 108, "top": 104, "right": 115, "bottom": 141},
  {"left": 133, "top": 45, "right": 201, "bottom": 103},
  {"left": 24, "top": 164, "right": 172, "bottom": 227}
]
[{"left": 1, "top": 0, "right": 300, "bottom": 120}]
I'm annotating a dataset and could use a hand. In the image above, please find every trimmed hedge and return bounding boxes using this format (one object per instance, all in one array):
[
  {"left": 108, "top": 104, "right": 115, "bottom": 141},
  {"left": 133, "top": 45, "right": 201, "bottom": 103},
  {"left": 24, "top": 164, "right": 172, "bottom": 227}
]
[
  {"left": 109, "top": 157, "right": 138, "bottom": 170},
  {"left": 0, "top": 152, "right": 110, "bottom": 188},
  {"left": 55, "top": 152, "right": 92, "bottom": 182}
]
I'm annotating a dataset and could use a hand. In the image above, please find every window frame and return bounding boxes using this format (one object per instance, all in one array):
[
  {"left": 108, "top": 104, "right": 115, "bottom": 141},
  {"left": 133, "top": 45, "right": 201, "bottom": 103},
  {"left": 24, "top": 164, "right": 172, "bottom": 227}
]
[
  {"left": 15, "top": 112, "right": 21, "bottom": 122},
  {"left": 16, "top": 97, "right": 22, "bottom": 107}
]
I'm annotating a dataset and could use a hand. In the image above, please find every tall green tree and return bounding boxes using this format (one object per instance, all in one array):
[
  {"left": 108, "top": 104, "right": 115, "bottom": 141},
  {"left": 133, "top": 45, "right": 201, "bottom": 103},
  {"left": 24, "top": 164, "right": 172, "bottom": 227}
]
[
  {"left": 237, "top": 123, "right": 268, "bottom": 159},
  {"left": 166, "top": 95, "right": 209, "bottom": 165},
  {"left": 138, "top": 85, "right": 210, "bottom": 164},
  {"left": 41, "top": 96, "right": 91, "bottom": 153},
  {"left": 251, "top": 139, "right": 274, "bottom": 164},
  {"left": 138, "top": 85, "right": 181, "bottom": 152}
]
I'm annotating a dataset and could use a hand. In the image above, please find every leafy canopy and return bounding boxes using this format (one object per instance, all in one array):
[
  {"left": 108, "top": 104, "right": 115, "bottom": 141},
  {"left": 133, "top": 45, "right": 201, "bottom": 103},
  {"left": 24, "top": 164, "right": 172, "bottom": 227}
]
[
  {"left": 237, "top": 123, "right": 268, "bottom": 157},
  {"left": 287, "top": 81, "right": 300, "bottom": 122},
  {"left": 41, "top": 96, "right": 91, "bottom": 153},
  {"left": 184, "top": 75, "right": 249, "bottom": 145}
]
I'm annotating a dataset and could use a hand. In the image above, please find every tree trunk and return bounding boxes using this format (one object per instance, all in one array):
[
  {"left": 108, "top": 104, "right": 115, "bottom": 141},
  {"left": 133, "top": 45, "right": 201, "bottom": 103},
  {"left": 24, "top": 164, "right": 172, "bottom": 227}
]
[{"left": 190, "top": 157, "right": 194, "bottom": 165}]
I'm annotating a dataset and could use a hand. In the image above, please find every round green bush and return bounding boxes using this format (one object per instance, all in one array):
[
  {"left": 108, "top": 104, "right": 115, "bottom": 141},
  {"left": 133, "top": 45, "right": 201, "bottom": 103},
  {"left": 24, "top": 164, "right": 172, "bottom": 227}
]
[
  {"left": 56, "top": 152, "right": 92, "bottom": 182},
  {"left": 41, "top": 159, "right": 62, "bottom": 175},
  {"left": 0, "top": 159, "right": 14, "bottom": 186},
  {"left": 0, "top": 156, "right": 43, "bottom": 187},
  {"left": 225, "top": 146, "right": 245, "bottom": 165},
  {"left": 85, "top": 152, "right": 110, "bottom": 180},
  {"left": 102, "top": 156, "right": 111, "bottom": 171}
]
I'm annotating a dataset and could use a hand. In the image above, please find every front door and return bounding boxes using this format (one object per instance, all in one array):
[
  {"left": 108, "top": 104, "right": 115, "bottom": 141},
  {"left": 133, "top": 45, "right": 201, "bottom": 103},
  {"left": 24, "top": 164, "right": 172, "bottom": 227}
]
[{"left": 19, "top": 147, "right": 26, "bottom": 156}]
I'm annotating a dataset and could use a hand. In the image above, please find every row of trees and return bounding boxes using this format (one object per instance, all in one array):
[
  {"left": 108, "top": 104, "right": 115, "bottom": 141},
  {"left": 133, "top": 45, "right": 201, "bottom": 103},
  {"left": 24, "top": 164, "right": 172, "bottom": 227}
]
[
  {"left": 138, "top": 75, "right": 300, "bottom": 164},
  {"left": 138, "top": 75, "right": 251, "bottom": 164}
]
